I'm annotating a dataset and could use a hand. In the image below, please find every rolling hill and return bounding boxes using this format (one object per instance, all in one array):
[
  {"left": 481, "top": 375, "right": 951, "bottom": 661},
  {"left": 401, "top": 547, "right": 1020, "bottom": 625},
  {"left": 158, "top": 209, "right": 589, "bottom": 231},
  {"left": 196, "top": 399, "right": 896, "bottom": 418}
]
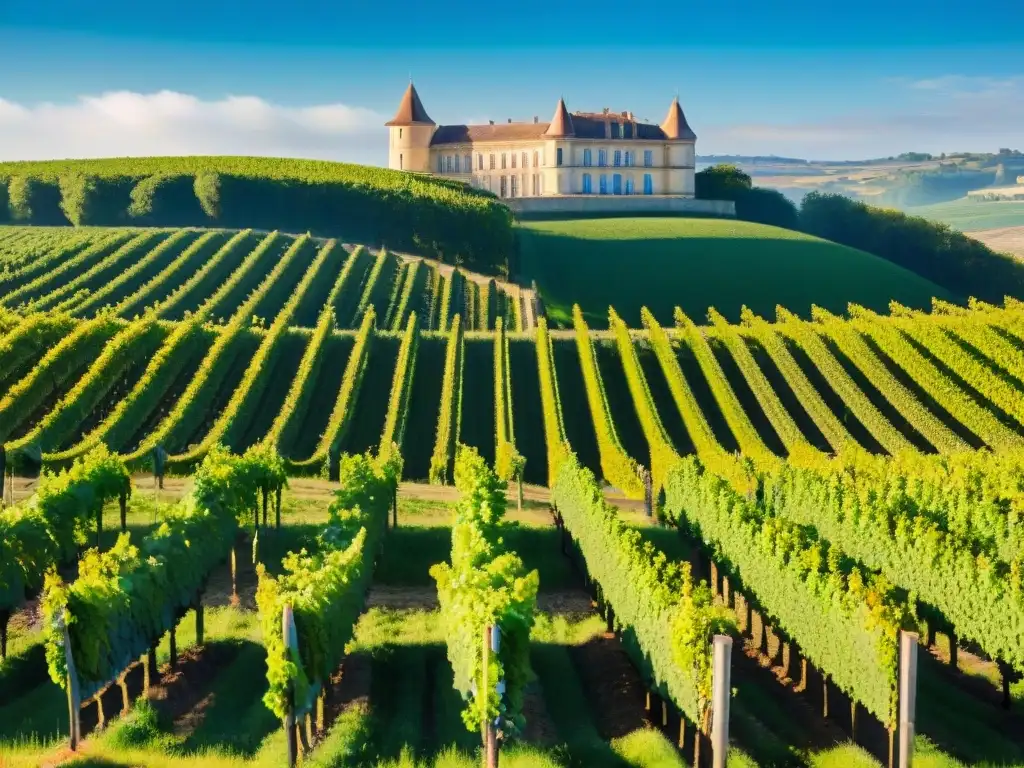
[{"left": 516, "top": 217, "right": 954, "bottom": 327}]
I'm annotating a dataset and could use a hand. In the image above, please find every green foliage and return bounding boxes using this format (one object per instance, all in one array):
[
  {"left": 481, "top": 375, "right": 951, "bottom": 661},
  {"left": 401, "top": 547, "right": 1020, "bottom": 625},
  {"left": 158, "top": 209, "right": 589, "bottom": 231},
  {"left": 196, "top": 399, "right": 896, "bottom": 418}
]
[
  {"left": 572, "top": 305, "right": 643, "bottom": 497},
  {"left": 8, "top": 315, "right": 166, "bottom": 452},
  {"left": 7, "top": 176, "right": 33, "bottom": 221},
  {"left": 193, "top": 172, "right": 221, "bottom": 218},
  {"left": 664, "top": 455, "right": 912, "bottom": 727},
  {"left": 41, "top": 444, "right": 278, "bottom": 691},
  {"left": 761, "top": 447, "right": 1024, "bottom": 674},
  {"left": 430, "top": 446, "right": 539, "bottom": 735},
  {"left": 738, "top": 307, "right": 856, "bottom": 453},
  {"left": 695, "top": 165, "right": 799, "bottom": 230},
  {"left": 842, "top": 303, "right": 1024, "bottom": 451},
  {"left": 0, "top": 314, "right": 121, "bottom": 443},
  {"left": 517, "top": 217, "right": 948, "bottom": 329},
  {"left": 674, "top": 307, "right": 775, "bottom": 460},
  {"left": 799, "top": 191, "right": 1024, "bottom": 303},
  {"left": 773, "top": 307, "right": 916, "bottom": 455},
  {"left": 127, "top": 174, "right": 169, "bottom": 219},
  {"left": 257, "top": 451, "right": 394, "bottom": 719},
  {"left": 534, "top": 317, "right": 568, "bottom": 485},
  {"left": 552, "top": 452, "right": 732, "bottom": 731},
  {"left": 0, "top": 156, "right": 514, "bottom": 275},
  {"left": 165, "top": 234, "right": 324, "bottom": 470},
  {"left": 607, "top": 307, "right": 680, "bottom": 491},
  {"left": 379, "top": 312, "right": 420, "bottom": 464},
  {"left": 429, "top": 315, "right": 464, "bottom": 485},
  {"left": 493, "top": 318, "right": 524, "bottom": 483},
  {"left": 58, "top": 174, "right": 97, "bottom": 226},
  {"left": 0, "top": 446, "right": 130, "bottom": 613}
]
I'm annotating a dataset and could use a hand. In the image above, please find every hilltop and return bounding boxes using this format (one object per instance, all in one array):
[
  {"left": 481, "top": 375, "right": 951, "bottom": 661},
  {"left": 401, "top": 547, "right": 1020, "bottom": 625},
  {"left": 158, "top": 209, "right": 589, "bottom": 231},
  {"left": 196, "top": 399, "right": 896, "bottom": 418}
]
[
  {"left": 0, "top": 156, "right": 513, "bottom": 275},
  {"left": 516, "top": 216, "right": 952, "bottom": 327}
]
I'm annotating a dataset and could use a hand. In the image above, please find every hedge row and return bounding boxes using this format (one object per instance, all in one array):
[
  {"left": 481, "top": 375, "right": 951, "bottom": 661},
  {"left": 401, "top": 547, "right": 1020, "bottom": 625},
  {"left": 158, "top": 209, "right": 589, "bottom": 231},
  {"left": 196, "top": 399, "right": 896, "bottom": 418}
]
[{"left": 0, "top": 158, "right": 513, "bottom": 276}]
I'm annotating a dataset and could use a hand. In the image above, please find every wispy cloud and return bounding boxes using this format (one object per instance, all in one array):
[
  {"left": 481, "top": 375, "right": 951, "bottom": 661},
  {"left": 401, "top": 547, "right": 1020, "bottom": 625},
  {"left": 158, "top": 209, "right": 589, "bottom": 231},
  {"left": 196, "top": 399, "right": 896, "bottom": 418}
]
[
  {"left": 0, "top": 91, "right": 387, "bottom": 163},
  {"left": 702, "top": 74, "right": 1024, "bottom": 158}
]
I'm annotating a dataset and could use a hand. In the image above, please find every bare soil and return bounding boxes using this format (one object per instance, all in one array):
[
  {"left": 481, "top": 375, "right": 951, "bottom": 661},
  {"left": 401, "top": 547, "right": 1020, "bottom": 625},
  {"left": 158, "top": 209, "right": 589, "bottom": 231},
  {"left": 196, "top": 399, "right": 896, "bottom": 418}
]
[{"left": 569, "top": 634, "right": 648, "bottom": 740}]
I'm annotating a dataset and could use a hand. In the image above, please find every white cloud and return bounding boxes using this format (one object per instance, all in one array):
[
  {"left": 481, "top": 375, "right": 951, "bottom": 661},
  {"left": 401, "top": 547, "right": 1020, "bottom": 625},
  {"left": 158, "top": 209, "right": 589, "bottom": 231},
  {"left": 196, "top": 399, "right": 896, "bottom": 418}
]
[{"left": 0, "top": 90, "right": 388, "bottom": 164}]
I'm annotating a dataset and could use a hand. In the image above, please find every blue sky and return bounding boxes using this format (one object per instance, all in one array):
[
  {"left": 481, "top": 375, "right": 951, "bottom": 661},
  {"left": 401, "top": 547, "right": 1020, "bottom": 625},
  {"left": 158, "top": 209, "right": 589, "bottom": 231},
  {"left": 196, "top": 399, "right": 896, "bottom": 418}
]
[{"left": 1, "top": 0, "right": 1022, "bottom": 163}]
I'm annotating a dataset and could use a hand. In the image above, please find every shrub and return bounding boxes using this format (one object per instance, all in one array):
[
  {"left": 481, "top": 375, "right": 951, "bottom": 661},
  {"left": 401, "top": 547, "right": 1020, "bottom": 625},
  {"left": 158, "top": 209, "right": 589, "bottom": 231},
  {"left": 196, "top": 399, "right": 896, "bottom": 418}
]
[
  {"left": 799, "top": 191, "right": 1024, "bottom": 302},
  {"left": 194, "top": 172, "right": 221, "bottom": 219}
]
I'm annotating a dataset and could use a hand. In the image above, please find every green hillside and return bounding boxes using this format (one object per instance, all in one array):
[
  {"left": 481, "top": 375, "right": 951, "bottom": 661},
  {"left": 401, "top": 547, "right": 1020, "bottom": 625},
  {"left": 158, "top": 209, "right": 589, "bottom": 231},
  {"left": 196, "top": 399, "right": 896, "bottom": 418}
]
[
  {"left": 517, "top": 217, "right": 955, "bottom": 327},
  {"left": 0, "top": 156, "right": 512, "bottom": 274},
  {"left": 905, "top": 198, "right": 1024, "bottom": 232}
]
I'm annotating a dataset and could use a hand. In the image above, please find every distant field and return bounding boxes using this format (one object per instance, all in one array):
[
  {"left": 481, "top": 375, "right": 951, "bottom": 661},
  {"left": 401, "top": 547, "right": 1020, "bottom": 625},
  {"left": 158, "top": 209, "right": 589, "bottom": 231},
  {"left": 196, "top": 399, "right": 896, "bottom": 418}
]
[
  {"left": 516, "top": 217, "right": 953, "bottom": 327},
  {"left": 969, "top": 226, "right": 1024, "bottom": 259},
  {"left": 905, "top": 199, "right": 1024, "bottom": 232}
]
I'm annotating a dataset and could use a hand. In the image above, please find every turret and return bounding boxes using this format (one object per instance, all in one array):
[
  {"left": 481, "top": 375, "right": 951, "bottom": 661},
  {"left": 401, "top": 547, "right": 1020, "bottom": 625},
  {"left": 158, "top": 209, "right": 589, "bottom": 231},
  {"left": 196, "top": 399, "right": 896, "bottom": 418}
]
[{"left": 386, "top": 83, "right": 436, "bottom": 172}]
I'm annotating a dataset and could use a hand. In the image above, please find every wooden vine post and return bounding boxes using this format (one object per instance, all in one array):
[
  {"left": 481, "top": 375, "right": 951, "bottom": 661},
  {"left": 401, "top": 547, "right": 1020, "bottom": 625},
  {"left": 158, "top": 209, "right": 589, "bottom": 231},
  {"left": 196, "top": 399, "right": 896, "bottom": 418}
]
[
  {"left": 643, "top": 467, "right": 653, "bottom": 518},
  {"left": 61, "top": 612, "right": 82, "bottom": 750},
  {"left": 897, "top": 630, "right": 919, "bottom": 768},
  {"left": 0, "top": 444, "right": 6, "bottom": 506},
  {"left": 119, "top": 491, "right": 128, "bottom": 532},
  {"left": 483, "top": 624, "right": 502, "bottom": 768},
  {"left": 152, "top": 445, "right": 167, "bottom": 492},
  {"left": 283, "top": 604, "right": 299, "bottom": 768},
  {"left": 392, "top": 484, "right": 398, "bottom": 529},
  {"left": 710, "top": 634, "right": 732, "bottom": 768},
  {"left": 275, "top": 487, "right": 283, "bottom": 530}
]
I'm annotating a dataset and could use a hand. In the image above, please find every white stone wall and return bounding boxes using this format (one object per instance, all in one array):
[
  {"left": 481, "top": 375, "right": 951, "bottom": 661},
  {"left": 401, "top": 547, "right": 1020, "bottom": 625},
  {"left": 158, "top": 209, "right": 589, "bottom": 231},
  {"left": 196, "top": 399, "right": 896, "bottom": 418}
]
[{"left": 423, "top": 136, "right": 695, "bottom": 198}]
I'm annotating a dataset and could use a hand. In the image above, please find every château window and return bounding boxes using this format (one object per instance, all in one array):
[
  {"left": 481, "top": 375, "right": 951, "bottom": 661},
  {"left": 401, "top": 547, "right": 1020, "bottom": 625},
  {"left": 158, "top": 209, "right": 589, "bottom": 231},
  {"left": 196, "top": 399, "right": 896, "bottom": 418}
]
[
  {"left": 556, "top": 148, "right": 563, "bottom": 166},
  {"left": 625, "top": 177, "right": 635, "bottom": 194},
  {"left": 610, "top": 121, "right": 618, "bottom": 138},
  {"left": 643, "top": 173, "right": 653, "bottom": 195},
  {"left": 533, "top": 151, "right": 540, "bottom": 168},
  {"left": 599, "top": 174, "right": 608, "bottom": 194},
  {"left": 511, "top": 175, "right": 518, "bottom": 196},
  {"left": 623, "top": 151, "right": 632, "bottom": 167},
  {"left": 511, "top": 153, "right": 517, "bottom": 169},
  {"left": 438, "top": 155, "right": 444, "bottom": 172},
  {"left": 613, "top": 150, "right": 622, "bottom": 167},
  {"left": 583, "top": 148, "right": 592, "bottom": 167},
  {"left": 532, "top": 175, "right": 539, "bottom": 195},
  {"left": 478, "top": 154, "right": 484, "bottom": 171},
  {"left": 446, "top": 155, "right": 453, "bottom": 172},
  {"left": 500, "top": 176, "right": 508, "bottom": 197},
  {"left": 582, "top": 173, "right": 592, "bottom": 194},
  {"left": 644, "top": 150, "right": 653, "bottom": 167},
  {"left": 454, "top": 155, "right": 460, "bottom": 173},
  {"left": 624, "top": 123, "right": 633, "bottom": 139},
  {"left": 465, "top": 154, "right": 472, "bottom": 172},
  {"left": 598, "top": 149, "right": 607, "bottom": 167},
  {"left": 501, "top": 153, "right": 507, "bottom": 169},
  {"left": 522, "top": 152, "right": 529, "bottom": 168},
  {"left": 613, "top": 174, "right": 622, "bottom": 195},
  {"left": 399, "top": 154, "right": 403, "bottom": 170},
  {"left": 399, "top": 128, "right": 402, "bottom": 139},
  {"left": 489, "top": 154, "right": 496, "bottom": 170}
]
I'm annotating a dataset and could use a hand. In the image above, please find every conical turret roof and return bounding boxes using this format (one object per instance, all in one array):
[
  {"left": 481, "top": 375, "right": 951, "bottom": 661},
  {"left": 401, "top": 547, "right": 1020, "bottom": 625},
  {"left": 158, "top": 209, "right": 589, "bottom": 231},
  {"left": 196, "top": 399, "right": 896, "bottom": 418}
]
[
  {"left": 385, "top": 83, "right": 435, "bottom": 127},
  {"left": 543, "top": 98, "right": 575, "bottom": 138},
  {"left": 660, "top": 97, "right": 696, "bottom": 140}
]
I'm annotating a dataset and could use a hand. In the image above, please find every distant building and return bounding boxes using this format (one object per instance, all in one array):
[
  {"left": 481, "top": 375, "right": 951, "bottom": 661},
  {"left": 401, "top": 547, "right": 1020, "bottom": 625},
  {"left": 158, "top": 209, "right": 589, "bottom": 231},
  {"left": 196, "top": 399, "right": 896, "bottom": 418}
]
[
  {"left": 1017, "top": 175, "right": 1024, "bottom": 185},
  {"left": 385, "top": 84, "right": 697, "bottom": 199}
]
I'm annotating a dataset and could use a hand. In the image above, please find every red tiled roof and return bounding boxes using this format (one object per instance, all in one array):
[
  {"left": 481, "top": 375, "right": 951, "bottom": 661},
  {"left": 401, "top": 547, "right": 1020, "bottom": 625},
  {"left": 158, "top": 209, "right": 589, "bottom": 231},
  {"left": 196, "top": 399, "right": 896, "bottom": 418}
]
[
  {"left": 427, "top": 97, "right": 696, "bottom": 145},
  {"left": 660, "top": 97, "right": 697, "bottom": 141},
  {"left": 385, "top": 84, "right": 435, "bottom": 127},
  {"left": 544, "top": 98, "right": 574, "bottom": 138},
  {"left": 431, "top": 123, "right": 550, "bottom": 144}
]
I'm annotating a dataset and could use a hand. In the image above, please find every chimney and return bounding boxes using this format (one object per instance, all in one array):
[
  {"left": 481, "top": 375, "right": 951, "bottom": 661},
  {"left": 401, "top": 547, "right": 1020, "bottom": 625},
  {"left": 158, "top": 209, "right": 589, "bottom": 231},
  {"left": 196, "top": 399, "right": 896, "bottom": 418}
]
[
  {"left": 603, "top": 107, "right": 610, "bottom": 115},
  {"left": 533, "top": 116, "right": 538, "bottom": 123},
  {"left": 621, "top": 110, "right": 628, "bottom": 117}
]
